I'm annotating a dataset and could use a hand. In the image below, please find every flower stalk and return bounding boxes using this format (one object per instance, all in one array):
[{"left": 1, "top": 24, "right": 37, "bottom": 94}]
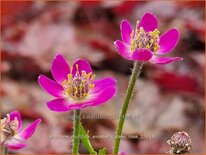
[
  {"left": 72, "top": 109, "right": 81, "bottom": 154},
  {"left": 2, "top": 143, "right": 8, "bottom": 155},
  {"left": 113, "top": 61, "right": 143, "bottom": 154}
]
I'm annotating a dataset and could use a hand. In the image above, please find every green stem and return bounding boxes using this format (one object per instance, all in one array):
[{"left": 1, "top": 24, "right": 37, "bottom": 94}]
[
  {"left": 72, "top": 109, "right": 81, "bottom": 154},
  {"left": 2, "top": 143, "right": 8, "bottom": 155},
  {"left": 113, "top": 61, "right": 144, "bottom": 154}
]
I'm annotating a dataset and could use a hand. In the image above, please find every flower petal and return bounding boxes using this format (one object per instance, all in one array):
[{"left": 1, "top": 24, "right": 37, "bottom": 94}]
[
  {"left": 132, "top": 48, "right": 153, "bottom": 61},
  {"left": 15, "top": 119, "right": 41, "bottom": 141},
  {"left": 9, "top": 111, "right": 22, "bottom": 131},
  {"left": 89, "top": 86, "right": 116, "bottom": 106},
  {"left": 38, "top": 75, "right": 64, "bottom": 98},
  {"left": 46, "top": 98, "right": 93, "bottom": 112},
  {"left": 138, "top": 12, "right": 158, "bottom": 32},
  {"left": 114, "top": 40, "right": 132, "bottom": 60},
  {"left": 51, "top": 54, "right": 70, "bottom": 84},
  {"left": 121, "top": 20, "right": 133, "bottom": 44},
  {"left": 5, "top": 138, "right": 26, "bottom": 150},
  {"left": 150, "top": 56, "right": 183, "bottom": 64},
  {"left": 157, "top": 29, "right": 179, "bottom": 54},
  {"left": 47, "top": 86, "right": 117, "bottom": 112},
  {"left": 72, "top": 59, "right": 92, "bottom": 76},
  {"left": 92, "top": 78, "right": 116, "bottom": 93}
]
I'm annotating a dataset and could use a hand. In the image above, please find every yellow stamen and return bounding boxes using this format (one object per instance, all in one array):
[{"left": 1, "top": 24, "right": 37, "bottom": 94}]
[
  {"left": 62, "top": 80, "right": 67, "bottom": 86},
  {"left": 67, "top": 74, "right": 72, "bottom": 79},
  {"left": 83, "top": 72, "right": 90, "bottom": 79},
  {"left": 83, "top": 93, "right": 88, "bottom": 97},
  {"left": 92, "top": 74, "right": 96, "bottom": 80},
  {"left": 89, "top": 83, "right": 95, "bottom": 89},
  {"left": 76, "top": 64, "right": 79, "bottom": 70},
  {"left": 130, "top": 23, "right": 160, "bottom": 53},
  {"left": 63, "top": 69, "right": 95, "bottom": 101}
]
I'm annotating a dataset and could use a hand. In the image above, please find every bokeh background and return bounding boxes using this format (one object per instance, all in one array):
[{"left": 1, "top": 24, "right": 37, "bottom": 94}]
[{"left": 1, "top": 1, "right": 205, "bottom": 154}]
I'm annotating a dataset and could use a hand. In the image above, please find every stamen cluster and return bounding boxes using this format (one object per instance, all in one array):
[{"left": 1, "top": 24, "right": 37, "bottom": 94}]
[
  {"left": 62, "top": 65, "right": 95, "bottom": 100},
  {"left": 130, "top": 22, "right": 160, "bottom": 52},
  {"left": 1, "top": 115, "right": 19, "bottom": 143}
]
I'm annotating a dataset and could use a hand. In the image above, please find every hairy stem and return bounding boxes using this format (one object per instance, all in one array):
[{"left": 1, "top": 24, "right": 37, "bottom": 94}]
[
  {"left": 72, "top": 109, "right": 81, "bottom": 154},
  {"left": 2, "top": 143, "right": 8, "bottom": 155},
  {"left": 113, "top": 61, "right": 143, "bottom": 154}
]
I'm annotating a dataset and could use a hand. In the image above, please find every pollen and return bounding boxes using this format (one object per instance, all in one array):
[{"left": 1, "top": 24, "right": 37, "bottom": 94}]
[
  {"left": 130, "top": 21, "right": 160, "bottom": 53},
  {"left": 62, "top": 66, "right": 95, "bottom": 100},
  {"left": 89, "top": 83, "right": 95, "bottom": 89}
]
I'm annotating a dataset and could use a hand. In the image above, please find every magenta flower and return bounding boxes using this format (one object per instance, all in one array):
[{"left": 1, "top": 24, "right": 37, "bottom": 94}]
[
  {"left": 114, "top": 12, "right": 183, "bottom": 64},
  {"left": 1, "top": 111, "right": 41, "bottom": 150},
  {"left": 38, "top": 54, "right": 116, "bottom": 112}
]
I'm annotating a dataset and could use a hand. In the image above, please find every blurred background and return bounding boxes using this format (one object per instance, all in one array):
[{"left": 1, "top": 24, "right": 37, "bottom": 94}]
[{"left": 1, "top": 0, "right": 205, "bottom": 154}]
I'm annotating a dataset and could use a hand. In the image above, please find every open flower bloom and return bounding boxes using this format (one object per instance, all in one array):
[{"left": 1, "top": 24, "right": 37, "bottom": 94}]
[
  {"left": 1, "top": 111, "right": 41, "bottom": 150},
  {"left": 38, "top": 54, "right": 116, "bottom": 112},
  {"left": 114, "top": 12, "right": 183, "bottom": 64}
]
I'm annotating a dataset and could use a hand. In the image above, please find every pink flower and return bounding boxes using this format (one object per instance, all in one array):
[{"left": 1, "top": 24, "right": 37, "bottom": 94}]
[
  {"left": 38, "top": 54, "right": 116, "bottom": 112},
  {"left": 1, "top": 111, "right": 41, "bottom": 150},
  {"left": 114, "top": 12, "right": 183, "bottom": 64}
]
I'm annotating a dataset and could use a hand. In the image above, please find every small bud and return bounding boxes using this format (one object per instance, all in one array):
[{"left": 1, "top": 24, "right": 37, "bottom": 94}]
[{"left": 167, "top": 131, "right": 192, "bottom": 154}]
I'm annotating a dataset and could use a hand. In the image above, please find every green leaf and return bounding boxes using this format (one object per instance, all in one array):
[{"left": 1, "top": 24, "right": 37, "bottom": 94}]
[
  {"left": 98, "top": 147, "right": 107, "bottom": 154},
  {"left": 79, "top": 124, "right": 97, "bottom": 154}
]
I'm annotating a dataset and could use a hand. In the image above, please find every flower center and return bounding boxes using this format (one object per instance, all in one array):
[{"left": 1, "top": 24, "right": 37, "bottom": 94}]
[
  {"left": 130, "top": 21, "right": 160, "bottom": 52},
  {"left": 1, "top": 115, "right": 19, "bottom": 143},
  {"left": 62, "top": 64, "right": 95, "bottom": 100}
]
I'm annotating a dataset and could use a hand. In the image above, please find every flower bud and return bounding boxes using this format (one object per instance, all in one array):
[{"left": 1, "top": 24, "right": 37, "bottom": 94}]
[{"left": 167, "top": 131, "right": 192, "bottom": 154}]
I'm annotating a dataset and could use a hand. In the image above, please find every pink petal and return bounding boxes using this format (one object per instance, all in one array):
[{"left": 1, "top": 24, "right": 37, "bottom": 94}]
[
  {"left": 51, "top": 54, "right": 71, "bottom": 84},
  {"left": 132, "top": 48, "right": 153, "bottom": 61},
  {"left": 89, "top": 86, "right": 116, "bottom": 106},
  {"left": 5, "top": 139, "right": 26, "bottom": 150},
  {"left": 157, "top": 29, "right": 179, "bottom": 54},
  {"left": 92, "top": 78, "right": 116, "bottom": 93},
  {"left": 72, "top": 59, "right": 92, "bottom": 77},
  {"left": 9, "top": 111, "right": 22, "bottom": 131},
  {"left": 121, "top": 20, "right": 133, "bottom": 44},
  {"left": 46, "top": 98, "right": 93, "bottom": 112},
  {"left": 47, "top": 86, "right": 117, "bottom": 112},
  {"left": 15, "top": 119, "right": 41, "bottom": 141},
  {"left": 138, "top": 12, "right": 158, "bottom": 32},
  {"left": 150, "top": 56, "right": 183, "bottom": 64},
  {"left": 38, "top": 75, "right": 64, "bottom": 98},
  {"left": 114, "top": 40, "right": 132, "bottom": 60}
]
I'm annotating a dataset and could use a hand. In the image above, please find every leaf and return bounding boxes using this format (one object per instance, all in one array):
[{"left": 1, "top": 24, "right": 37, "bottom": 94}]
[
  {"left": 79, "top": 124, "right": 97, "bottom": 154},
  {"left": 98, "top": 147, "right": 107, "bottom": 155}
]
